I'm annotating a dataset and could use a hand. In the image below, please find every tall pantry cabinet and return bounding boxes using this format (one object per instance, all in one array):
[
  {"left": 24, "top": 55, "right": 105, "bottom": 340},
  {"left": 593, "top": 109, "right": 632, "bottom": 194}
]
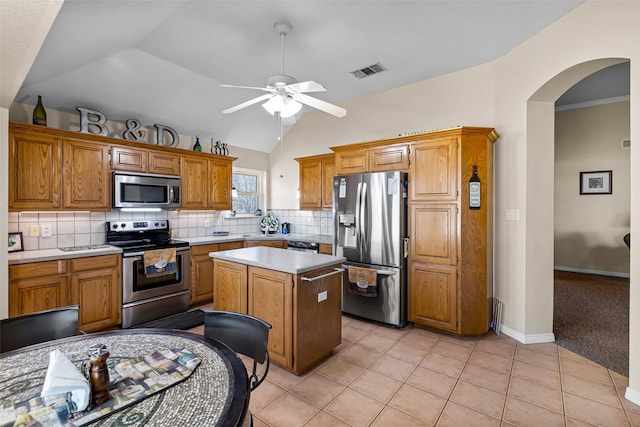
[{"left": 408, "top": 127, "right": 498, "bottom": 335}]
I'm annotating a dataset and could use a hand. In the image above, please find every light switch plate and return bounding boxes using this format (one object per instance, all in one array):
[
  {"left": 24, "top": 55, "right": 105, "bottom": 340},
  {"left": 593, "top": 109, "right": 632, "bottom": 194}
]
[
  {"left": 204, "top": 220, "right": 210, "bottom": 227},
  {"left": 307, "top": 217, "right": 313, "bottom": 226},
  {"left": 29, "top": 225, "right": 40, "bottom": 237},
  {"left": 41, "top": 224, "right": 52, "bottom": 237}
]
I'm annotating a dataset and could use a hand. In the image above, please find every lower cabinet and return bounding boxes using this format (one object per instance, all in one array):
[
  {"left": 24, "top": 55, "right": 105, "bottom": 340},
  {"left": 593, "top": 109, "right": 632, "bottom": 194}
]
[
  {"left": 191, "top": 241, "right": 244, "bottom": 306},
  {"left": 248, "top": 267, "right": 293, "bottom": 369},
  {"left": 243, "top": 240, "right": 286, "bottom": 249},
  {"left": 213, "top": 260, "right": 248, "bottom": 313},
  {"left": 319, "top": 244, "right": 332, "bottom": 255},
  {"left": 409, "top": 262, "right": 458, "bottom": 332},
  {"left": 9, "top": 254, "right": 121, "bottom": 332},
  {"left": 69, "top": 255, "right": 121, "bottom": 332}
]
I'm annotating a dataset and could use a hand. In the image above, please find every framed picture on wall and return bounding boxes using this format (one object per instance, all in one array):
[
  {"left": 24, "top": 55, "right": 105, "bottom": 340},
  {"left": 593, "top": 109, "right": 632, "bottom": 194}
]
[
  {"left": 8, "top": 232, "right": 23, "bottom": 252},
  {"left": 580, "top": 170, "right": 612, "bottom": 195}
]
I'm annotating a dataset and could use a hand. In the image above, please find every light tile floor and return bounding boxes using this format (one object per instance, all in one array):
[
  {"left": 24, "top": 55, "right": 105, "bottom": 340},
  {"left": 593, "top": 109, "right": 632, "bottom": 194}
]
[{"left": 190, "top": 315, "right": 640, "bottom": 426}]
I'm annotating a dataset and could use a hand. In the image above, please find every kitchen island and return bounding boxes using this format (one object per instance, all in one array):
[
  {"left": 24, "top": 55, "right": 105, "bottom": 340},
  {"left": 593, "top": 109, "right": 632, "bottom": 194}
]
[{"left": 210, "top": 246, "right": 345, "bottom": 375}]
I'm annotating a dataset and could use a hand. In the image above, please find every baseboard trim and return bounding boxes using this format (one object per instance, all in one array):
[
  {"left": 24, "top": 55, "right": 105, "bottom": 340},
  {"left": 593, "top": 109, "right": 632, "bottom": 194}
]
[
  {"left": 626, "top": 387, "right": 640, "bottom": 406},
  {"left": 500, "top": 325, "right": 555, "bottom": 344},
  {"left": 554, "top": 265, "right": 629, "bottom": 279}
]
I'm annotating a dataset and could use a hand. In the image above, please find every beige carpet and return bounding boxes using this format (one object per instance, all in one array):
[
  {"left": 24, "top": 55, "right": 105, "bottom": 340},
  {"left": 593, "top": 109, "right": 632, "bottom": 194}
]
[{"left": 553, "top": 270, "right": 629, "bottom": 376}]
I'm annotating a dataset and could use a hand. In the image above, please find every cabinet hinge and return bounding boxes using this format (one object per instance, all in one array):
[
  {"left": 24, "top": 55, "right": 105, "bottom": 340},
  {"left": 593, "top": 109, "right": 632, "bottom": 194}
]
[{"left": 292, "top": 279, "right": 295, "bottom": 288}]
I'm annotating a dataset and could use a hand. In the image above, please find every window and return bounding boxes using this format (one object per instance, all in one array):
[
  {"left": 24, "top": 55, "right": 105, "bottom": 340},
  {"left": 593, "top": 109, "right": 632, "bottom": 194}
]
[{"left": 232, "top": 168, "right": 266, "bottom": 215}]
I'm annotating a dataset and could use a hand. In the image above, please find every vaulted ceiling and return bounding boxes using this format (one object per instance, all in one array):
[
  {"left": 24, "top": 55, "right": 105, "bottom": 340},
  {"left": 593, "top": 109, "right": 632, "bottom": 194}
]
[{"left": 15, "top": 0, "right": 591, "bottom": 153}]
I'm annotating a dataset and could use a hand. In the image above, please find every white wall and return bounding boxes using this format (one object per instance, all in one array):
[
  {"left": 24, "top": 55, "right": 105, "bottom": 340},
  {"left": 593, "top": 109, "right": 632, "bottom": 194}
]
[
  {"left": 555, "top": 101, "right": 630, "bottom": 276},
  {"left": 266, "top": 0, "right": 640, "bottom": 400}
]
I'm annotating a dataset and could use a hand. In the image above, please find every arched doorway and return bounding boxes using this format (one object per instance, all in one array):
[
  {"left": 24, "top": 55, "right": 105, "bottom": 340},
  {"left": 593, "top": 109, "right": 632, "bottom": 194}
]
[{"left": 525, "top": 57, "right": 630, "bottom": 367}]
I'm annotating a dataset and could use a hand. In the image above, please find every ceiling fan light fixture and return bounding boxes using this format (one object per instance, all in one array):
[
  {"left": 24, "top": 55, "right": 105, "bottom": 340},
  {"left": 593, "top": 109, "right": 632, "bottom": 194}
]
[
  {"left": 262, "top": 95, "right": 283, "bottom": 115},
  {"left": 280, "top": 97, "right": 302, "bottom": 118}
]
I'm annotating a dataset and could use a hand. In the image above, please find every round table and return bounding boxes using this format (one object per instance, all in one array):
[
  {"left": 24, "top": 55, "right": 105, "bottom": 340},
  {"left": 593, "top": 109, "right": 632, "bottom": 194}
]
[{"left": 0, "top": 329, "right": 250, "bottom": 426}]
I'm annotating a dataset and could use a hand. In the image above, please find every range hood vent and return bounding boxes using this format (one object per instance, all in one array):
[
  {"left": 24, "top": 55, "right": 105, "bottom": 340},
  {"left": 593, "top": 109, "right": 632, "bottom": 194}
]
[{"left": 350, "top": 62, "right": 387, "bottom": 79}]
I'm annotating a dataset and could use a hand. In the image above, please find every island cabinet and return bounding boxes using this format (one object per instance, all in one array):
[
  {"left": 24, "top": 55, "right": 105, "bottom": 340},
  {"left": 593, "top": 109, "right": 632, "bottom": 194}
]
[
  {"left": 211, "top": 247, "right": 344, "bottom": 374},
  {"left": 295, "top": 153, "right": 335, "bottom": 210},
  {"left": 408, "top": 127, "right": 498, "bottom": 335},
  {"left": 190, "top": 241, "right": 244, "bottom": 305},
  {"left": 180, "top": 155, "right": 235, "bottom": 210},
  {"left": 9, "top": 254, "right": 122, "bottom": 332}
]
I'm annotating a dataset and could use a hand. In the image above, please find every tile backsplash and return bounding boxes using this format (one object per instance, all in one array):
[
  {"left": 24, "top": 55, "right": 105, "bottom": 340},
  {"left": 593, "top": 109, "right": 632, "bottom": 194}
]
[{"left": 9, "top": 209, "right": 334, "bottom": 251}]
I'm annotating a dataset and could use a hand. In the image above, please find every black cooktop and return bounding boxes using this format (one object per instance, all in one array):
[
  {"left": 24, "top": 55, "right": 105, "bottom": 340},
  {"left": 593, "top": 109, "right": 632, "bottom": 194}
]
[{"left": 105, "top": 220, "right": 188, "bottom": 253}]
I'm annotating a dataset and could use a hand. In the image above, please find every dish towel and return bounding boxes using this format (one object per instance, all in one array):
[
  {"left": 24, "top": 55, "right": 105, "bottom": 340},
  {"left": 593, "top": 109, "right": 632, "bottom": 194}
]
[
  {"left": 41, "top": 349, "right": 91, "bottom": 412},
  {"left": 347, "top": 266, "right": 378, "bottom": 297},
  {"left": 143, "top": 248, "right": 177, "bottom": 277}
]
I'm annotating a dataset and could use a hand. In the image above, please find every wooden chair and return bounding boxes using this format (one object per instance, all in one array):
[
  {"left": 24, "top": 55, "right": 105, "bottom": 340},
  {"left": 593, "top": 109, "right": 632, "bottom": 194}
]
[
  {"left": 0, "top": 306, "right": 81, "bottom": 353},
  {"left": 203, "top": 310, "right": 272, "bottom": 391}
]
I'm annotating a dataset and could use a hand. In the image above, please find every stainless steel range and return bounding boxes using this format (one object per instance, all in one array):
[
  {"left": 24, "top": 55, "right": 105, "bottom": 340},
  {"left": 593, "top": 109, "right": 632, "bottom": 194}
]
[{"left": 106, "top": 220, "right": 190, "bottom": 328}]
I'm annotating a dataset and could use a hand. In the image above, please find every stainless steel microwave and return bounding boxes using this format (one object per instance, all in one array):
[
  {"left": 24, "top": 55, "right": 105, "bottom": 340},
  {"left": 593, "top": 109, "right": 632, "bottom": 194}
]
[{"left": 113, "top": 172, "right": 181, "bottom": 209}]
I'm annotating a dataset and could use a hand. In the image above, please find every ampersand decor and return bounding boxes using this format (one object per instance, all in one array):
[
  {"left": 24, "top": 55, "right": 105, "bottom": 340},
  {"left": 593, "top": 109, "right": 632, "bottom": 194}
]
[{"left": 123, "top": 119, "right": 147, "bottom": 141}]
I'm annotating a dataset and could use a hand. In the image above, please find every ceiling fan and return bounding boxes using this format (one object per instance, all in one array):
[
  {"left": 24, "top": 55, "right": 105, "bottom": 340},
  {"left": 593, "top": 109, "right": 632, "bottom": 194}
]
[{"left": 221, "top": 22, "right": 346, "bottom": 119}]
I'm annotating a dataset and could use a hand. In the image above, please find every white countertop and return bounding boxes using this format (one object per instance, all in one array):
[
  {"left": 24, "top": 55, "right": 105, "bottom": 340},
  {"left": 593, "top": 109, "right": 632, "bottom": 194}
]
[
  {"left": 209, "top": 246, "right": 345, "bottom": 275},
  {"left": 8, "top": 246, "right": 123, "bottom": 265},
  {"left": 8, "top": 233, "right": 333, "bottom": 265},
  {"left": 185, "top": 233, "right": 333, "bottom": 246}
]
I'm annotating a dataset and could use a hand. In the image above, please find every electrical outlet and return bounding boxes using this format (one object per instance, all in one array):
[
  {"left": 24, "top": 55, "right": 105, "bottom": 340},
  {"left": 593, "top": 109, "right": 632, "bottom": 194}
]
[
  {"left": 320, "top": 219, "right": 326, "bottom": 227},
  {"left": 307, "top": 217, "right": 313, "bottom": 226},
  {"left": 29, "top": 225, "right": 40, "bottom": 237},
  {"left": 41, "top": 224, "right": 52, "bottom": 237},
  {"left": 204, "top": 220, "right": 210, "bottom": 227}
]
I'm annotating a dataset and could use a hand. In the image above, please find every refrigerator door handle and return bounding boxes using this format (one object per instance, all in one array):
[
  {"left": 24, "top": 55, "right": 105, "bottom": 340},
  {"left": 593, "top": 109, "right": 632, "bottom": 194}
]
[
  {"left": 360, "top": 182, "right": 368, "bottom": 253},
  {"left": 355, "top": 182, "right": 362, "bottom": 249},
  {"left": 342, "top": 264, "right": 397, "bottom": 276}
]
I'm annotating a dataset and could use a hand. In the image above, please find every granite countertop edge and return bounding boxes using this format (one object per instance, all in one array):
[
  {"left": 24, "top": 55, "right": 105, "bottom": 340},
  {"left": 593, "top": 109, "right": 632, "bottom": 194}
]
[{"left": 209, "top": 247, "right": 345, "bottom": 275}]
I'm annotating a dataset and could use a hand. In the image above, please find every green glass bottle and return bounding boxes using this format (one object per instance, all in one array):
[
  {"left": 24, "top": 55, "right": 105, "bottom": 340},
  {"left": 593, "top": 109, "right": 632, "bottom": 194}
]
[
  {"left": 32, "top": 95, "right": 47, "bottom": 126},
  {"left": 193, "top": 136, "right": 202, "bottom": 152}
]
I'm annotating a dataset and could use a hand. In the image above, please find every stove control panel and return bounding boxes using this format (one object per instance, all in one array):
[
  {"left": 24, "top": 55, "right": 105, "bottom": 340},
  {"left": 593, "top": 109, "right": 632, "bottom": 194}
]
[{"left": 108, "top": 221, "right": 168, "bottom": 231}]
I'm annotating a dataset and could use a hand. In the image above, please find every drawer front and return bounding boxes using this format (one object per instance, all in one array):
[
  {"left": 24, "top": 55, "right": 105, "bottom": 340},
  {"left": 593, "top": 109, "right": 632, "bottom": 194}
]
[
  {"left": 70, "top": 254, "right": 120, "bottom": 272},
  {"left": 10, "top": 260, "right": 68, "bottom": 280}
]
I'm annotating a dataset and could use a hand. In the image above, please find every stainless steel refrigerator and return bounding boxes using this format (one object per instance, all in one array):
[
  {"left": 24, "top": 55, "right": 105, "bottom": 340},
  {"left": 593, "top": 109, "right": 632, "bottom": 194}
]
[{"left": 333, "top": 171, "right": 408, "bottom": 327}]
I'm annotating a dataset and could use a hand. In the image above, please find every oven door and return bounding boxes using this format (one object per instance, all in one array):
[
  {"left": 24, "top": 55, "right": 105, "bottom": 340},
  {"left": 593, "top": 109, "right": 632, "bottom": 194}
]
[{"left": 123, "top": 247, "right": 190, "bottom": 304}]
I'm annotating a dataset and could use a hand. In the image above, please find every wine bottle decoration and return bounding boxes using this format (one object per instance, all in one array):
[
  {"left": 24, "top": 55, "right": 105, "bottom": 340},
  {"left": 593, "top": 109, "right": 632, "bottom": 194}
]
[
  {"left": 469, "top": 164, "right": 481, "bottom": 210},
  {"left": 33, "top": 95, "right": 47, "bottom": 126},
  {"left": 193, "top": 136, "right": 202, "bottom": 152}
]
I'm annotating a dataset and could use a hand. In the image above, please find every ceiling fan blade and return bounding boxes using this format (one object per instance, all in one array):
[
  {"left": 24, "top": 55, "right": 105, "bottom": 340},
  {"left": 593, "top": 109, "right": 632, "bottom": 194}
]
[
  {"left": 221, "top": 84, "right": 274, "bottom": 93},
  {"left": 285, "top": 80, "right": 326, "bottom": 93},
  {"left": 290, "top": 93, "right": 347, "bottom": 118},
  {"left": 223, "top": 94, "right": 273, "bottom": 114}
]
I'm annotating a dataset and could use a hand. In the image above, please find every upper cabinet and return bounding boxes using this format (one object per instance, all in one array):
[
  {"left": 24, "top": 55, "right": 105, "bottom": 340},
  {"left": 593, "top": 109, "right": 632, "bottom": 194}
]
[
  {"left": 9, "top": 127, "right": 62, "bottom": 210},
  {"left": 295, "top": 153, "right": 335, "bottom": 210},
  {"left": 180, "top": 154, "right": 234, "bottom": 210},
  {"left": 63, "top": 139, "right": 111, "bottom": 210},
  {"left": 111, "top": 146, "right": 180, "bottom": 176},
  {"left": 332, "top": 142, "right": 409, "bottom": 175},
  {"left": 8, "top": 122, "right": 235, "bottom": 212}
]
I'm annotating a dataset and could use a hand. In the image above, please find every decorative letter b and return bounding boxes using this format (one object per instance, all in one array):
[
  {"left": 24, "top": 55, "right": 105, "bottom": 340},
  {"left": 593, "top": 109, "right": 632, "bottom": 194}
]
[{"left": 77, "top": 107, "right": 109, "bottom": 136}]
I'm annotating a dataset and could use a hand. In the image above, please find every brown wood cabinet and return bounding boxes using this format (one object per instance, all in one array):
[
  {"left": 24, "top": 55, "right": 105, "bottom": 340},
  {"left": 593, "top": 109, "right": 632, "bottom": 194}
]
[
  {"left": 190, "top": 241, "right": 244, "bottom": 305},
  {"left": 295, "top": 153, "right": 335, "bottom": 210},
  {"left": 212, "top": 258, "right": 342, "bottom": 374},
  {"left": 319, "top": 243, "right": 332, "bottom": 255},
  {"left": 213, "top": 260, "right": 248, "bottom": 313},
  {"left": 8, "top": 122, "right": 235, "bottom": 212},
  {"left": 190, "top": 244, "right": 219, "bottom": 305},
  {"left": 69, "top": 254, "right": 121, "bottom": 332},
  {"left": 331, "top": 142, "right": 409, "bottom": 175},
  {"left": 180, "top": 155, "right": 234, "bottom": 210},
  {"left": 248, "top": 266, "right": 293, "bottom": 368},
  {"left": 111, "top": 146, "right": 180, "bottom": 175},
  {"left": 9, "top": 128, "right": 62, "bottom": 210},
  {"left": 408, "top": 127, "right": 498, "bottom": 335},
  {"left": 63, "top": 139, "right": 111, "bottom": 210},
  {"left": 9, "top": 254, "right": 121, "bottom": 332},
  {"left": 243, "top": 240, "right": 286, "bottom": 249}
]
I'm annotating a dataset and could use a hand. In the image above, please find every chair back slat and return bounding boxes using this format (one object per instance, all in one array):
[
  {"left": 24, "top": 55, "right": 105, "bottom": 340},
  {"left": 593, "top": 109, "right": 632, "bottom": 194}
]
[{"left": 1, "top": 306, "right": 80, "bottom": 353}]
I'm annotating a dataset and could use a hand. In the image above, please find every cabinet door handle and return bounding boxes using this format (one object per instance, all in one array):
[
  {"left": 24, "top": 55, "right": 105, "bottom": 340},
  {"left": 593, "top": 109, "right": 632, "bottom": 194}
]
[{"left": 301, "top": 268, "right": 345, "bottom": 282}]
